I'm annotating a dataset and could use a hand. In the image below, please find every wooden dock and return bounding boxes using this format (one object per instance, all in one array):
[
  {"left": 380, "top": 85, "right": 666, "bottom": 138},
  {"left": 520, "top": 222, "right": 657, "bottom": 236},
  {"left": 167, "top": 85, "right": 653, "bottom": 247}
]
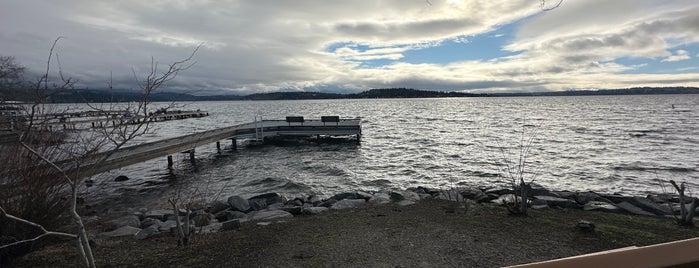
[
  {"left": 61, "top": 117, "right": 361, "bottom": 178},
  {"left": 46, "top": 110, "right": 209, "bottom": 131}
]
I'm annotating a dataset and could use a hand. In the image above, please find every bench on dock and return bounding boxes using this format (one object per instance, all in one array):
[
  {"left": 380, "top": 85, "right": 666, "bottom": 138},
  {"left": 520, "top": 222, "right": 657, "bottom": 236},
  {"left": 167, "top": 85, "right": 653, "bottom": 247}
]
[
  {"left": 286, "top": 116, "right": 304, "bottom": 126},
  {"left": 321, "top": 116, "right": 340, "bottom": 126}
]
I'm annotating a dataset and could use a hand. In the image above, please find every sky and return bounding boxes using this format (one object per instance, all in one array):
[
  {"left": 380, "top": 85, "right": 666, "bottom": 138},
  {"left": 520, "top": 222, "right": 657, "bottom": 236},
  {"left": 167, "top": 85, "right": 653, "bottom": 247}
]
[{"left": 1, "top": 0, "right": 699, "bottom": 95}]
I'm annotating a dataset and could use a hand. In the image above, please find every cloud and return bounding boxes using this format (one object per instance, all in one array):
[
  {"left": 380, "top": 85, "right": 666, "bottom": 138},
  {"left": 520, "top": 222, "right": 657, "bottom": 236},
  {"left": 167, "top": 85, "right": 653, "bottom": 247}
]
[
  {"left": 662, "top": 50, "right": 691, "bottom": 62},
  {"left": 0, "top": 0, "right": 698, "bottom": 94}
]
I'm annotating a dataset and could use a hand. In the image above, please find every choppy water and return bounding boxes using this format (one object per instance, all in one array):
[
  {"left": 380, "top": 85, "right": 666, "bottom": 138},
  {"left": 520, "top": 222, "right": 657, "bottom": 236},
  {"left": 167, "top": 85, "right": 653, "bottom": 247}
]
[{"left": 81, "top": 95, "right": 699, "bottom": 211}]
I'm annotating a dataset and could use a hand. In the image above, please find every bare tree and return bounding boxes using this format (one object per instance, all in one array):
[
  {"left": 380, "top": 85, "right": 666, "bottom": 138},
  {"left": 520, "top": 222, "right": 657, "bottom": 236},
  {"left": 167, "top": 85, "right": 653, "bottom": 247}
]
[
  {"left": 494, "top": 122, "right": 541, "bottom": 216},
  {"left": 0, "top": 55, "right": 26, "bottom": 94},
  {"left": 0, "top": 40, "right": 200, "bottom": 267},
  {"left": 669, "top": 180, "right": 697, "bottom": 227}
]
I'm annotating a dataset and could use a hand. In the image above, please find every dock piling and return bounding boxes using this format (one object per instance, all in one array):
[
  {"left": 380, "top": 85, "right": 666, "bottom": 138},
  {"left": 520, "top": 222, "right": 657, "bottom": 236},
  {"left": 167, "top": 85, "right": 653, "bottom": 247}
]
[
  {"left": 188, "top": 150, "right": 195, "bottom": 163},
  {"left": 167, "top": 155, "right": 173, "bottom": 168}
]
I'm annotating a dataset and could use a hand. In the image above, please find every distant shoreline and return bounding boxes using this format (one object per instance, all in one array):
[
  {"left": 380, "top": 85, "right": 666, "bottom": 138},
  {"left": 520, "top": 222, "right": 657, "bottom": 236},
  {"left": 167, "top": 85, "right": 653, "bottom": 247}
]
[{"left": 3, "top": 86, "right": 699, "bottom": 103}]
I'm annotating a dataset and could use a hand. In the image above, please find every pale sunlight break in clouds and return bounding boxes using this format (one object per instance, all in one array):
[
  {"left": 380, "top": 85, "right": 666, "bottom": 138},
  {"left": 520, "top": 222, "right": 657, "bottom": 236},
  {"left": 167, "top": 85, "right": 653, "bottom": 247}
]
[{"left": 1, "top": 0, "right": 698, "bottom": 94}]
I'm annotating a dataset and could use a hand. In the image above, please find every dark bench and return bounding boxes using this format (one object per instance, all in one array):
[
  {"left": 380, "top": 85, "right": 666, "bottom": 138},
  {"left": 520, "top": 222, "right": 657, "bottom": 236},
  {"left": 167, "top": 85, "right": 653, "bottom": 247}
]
[
  {"left": 286, "top": 116, "right": 304, "bottom": 126},
  {"left": 321, "top": 116, "right": 340, "bottom": 126}
]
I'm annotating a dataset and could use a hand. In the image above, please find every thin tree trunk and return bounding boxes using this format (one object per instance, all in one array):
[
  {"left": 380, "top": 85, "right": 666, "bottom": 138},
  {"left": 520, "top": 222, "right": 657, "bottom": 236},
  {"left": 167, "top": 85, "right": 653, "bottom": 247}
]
[{"left": 71, "top": 182, "right": 95, "bottom": 268}]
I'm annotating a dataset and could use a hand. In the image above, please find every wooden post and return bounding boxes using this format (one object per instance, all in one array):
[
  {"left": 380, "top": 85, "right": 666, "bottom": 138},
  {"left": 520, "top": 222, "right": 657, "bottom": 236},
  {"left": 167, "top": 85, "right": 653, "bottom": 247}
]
[
  {"left": 189, "top": 150, "right": 195, "bottom": 163},
  {"left": 231, "top": 138, "right": 237, "bottom": 150},
  {"left": 167, "top": 155, "right": 173, "bottom": 168},
  {"left": 216, "top": 141, "right": 221, "bottom": 152}
]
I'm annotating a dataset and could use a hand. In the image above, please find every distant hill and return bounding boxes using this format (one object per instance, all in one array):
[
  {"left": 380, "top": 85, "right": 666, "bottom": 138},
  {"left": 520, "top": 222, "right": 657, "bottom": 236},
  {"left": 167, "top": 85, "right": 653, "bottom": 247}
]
[
  {"left": 352, "top": 88, "right": 476, "bottom": 98},
  {"left": 4, "top": 86, "right": 698, "bottom": 103},
  {"left": 240, "top": 91, "right": 343, "bottom": 100}
]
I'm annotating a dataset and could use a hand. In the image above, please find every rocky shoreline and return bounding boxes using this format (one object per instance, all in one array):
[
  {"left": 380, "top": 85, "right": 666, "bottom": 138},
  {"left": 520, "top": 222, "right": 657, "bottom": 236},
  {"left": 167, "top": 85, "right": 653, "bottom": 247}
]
[{"left": 95, "top": 184, "right": 699, "bottom": 240}]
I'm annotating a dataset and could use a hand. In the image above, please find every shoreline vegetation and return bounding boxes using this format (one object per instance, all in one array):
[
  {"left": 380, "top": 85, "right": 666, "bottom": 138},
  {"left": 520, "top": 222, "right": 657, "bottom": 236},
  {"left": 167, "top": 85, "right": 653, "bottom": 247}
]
[
  {"left": 9, "top": 185, "right": 699, "bottom": 267},
  {"left": 2, "top": 86, "right": 699, "bottom": 103}
]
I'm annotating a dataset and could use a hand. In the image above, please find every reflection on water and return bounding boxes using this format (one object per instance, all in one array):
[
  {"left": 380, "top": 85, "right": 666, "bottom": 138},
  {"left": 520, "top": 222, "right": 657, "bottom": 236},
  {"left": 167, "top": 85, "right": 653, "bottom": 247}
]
[{"left": 79, "top": 95, "right": 698, "bottom": 211}]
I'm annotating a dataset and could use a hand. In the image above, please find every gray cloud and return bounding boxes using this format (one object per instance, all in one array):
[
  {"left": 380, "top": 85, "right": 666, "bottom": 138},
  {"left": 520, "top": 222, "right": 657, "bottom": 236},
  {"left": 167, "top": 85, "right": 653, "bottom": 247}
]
[{"left": 0, "top": 0, "right": 698, "bottom": 95}]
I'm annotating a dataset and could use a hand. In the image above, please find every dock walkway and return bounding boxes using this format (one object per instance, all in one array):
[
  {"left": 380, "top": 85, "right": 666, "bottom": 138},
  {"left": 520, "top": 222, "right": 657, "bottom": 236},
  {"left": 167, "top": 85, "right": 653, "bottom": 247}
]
[
  {"left": 47, "top": 110, "right": 209, "bottom": 130},
  {"left": 62, "top": 117, "right": 361, "bottom": 178}
]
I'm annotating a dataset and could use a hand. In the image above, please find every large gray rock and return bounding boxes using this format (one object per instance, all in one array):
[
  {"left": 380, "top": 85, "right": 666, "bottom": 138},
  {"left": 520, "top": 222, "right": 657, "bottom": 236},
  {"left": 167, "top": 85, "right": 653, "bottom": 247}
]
[
  {"left": 551, "top": 190, "right": 577, "bottom": 200},
  {"left": 221, "top": 219, "right": 241, "bottom": 231},
  {"left": 414, "top": 186, "right": 441, "bottom": 196},
  {"left": 647, "top": 194, "right": 695, "bottom": 204},
  {"left": 461, "top": 188, "right": 489, "bottom": 203},
  {"left": 200, "top": 222, "right": 222, "bottom": 233},
  {"left": 492, "top": 194, "right": 524, "bottom": 206},
  {"left": 308, "top": 195, "right": 322, "bottom": 206},
  {"left": 135, "top": 224, "right": 160, "bottom": 240},
  {"left": 248, "top": 210, "right": 293, "bottom": 221},
  {"left": 331, "top": 199, "right": 366, "bottom": 210},
  {"left": 227, "top": 196, "right": 251, "bottom": 212},
  {"left": 575, "top": 192, "right": 605, "bottom": 205},
  {"left": 144, "top": 209, "right": 174, "bottom": 221},
  {"left": 281, "top": 206, "right": 304, "bottom": 215},
  {"left": 330, "top": 192, "right": 357, "bottom": 201},
  {"left": 209, "top": 199, "right": 230, "bottom": 214},
  {"left": 616, "top": 201, "right": 655, "bottom": 216},
  {"left": 106, "top": 215, "right": 141, "bottom": 231},
  {"left": 628, "top": 197, "right": 672, "bottom": 216},
  {"left": 390, "top": 191, "right": 420, "bottom": 202},
  {"left": 368, "top": 193, "right": 391, "bottom": 205},
  {"left": 600, "top": 194, "right": 633, "bottom": 204},
  {"left": 286, "top": 199, "right": 304, "bottom": 207},
  {"left": 249, "top": 193, "right": 284, "bottom": 206},
  {"left": 318, "top": 199, "right": 337, "bottom": 208},
  {"left": 355, "top": 191, "right": 373, "bottom": 200},
  {"left": 534, "top": 196, "right": 580, "bottom": 208},
  {"left": 267, "top": 203, "right": 283, "bottom": 211},
  {"left": 99, "top": 226, "right": 141, "bottom": 238},
  {"left": 670, "top": 203, "right": 699, "bottom": 215},
  {"left": 577, "top": 220, "right": 595, "bottom": 233},
  {"left": 248, "top": 199, "right": 268, "bottom": 211},
  {"left": 485, "top": 187, "right": 514, "bottom": 196},
  {"left": 214, "top": 210, "right": 244, "bottom": 222},
  {"left": 303, "top": 207, "right": 329, "bottom": 215},
  {"left": 437, "top": 190, "right": 466, "bottom": 203},
  {"left": 521, "top": 183, "right": 552, "bottom": 197},
  {"left": 159, "top": 220, "right": 179, "bottom": 232},
  {"left": 140, "top": 218, "right": 162, "bottom": 229},
  {"left": 583, "top": 201, "right": 621, "bottom": 213}
]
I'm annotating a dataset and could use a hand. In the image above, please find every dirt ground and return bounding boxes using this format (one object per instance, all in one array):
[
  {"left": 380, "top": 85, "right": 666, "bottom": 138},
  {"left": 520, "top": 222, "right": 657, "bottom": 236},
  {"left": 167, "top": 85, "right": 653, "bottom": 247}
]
[{"left": 9, "top": 199, "right": 699, "bottom": 267}]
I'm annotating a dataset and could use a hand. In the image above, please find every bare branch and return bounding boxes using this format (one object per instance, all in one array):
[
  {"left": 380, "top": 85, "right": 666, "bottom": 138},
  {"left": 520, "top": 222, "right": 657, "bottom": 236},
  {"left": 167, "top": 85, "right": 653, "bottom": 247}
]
[
  {"left": 540, "top": 0, "right": 564, "bottom": 11},
  {"left": 0, "top": 206, "right": 77, "bottom": 250}
]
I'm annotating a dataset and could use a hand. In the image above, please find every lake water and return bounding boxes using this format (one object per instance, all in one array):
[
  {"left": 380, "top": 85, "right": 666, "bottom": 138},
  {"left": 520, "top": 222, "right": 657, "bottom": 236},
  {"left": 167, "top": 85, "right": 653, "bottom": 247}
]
[{"left": 82, "top": 94, "right": 699, "bottom": 210}]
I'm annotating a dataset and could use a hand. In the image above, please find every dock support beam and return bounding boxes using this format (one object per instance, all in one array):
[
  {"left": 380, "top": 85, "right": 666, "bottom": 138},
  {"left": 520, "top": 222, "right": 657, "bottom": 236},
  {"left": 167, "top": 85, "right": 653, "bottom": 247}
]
[
  {"left": 188, "top": 150, "right": 195, "bottom": 163},
  {"left": 231, "top": 138, "right": 237, "bottom": 150},
  {"left": 216, "top": 141, "right": 221, "bottom": 152},
  {"left": 167, "top": 155, "right": 173, "bottom": 168}
]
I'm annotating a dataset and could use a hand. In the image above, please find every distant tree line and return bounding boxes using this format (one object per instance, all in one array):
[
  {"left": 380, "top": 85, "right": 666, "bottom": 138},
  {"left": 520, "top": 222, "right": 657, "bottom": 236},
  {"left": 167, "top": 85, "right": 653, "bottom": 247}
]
[{"left": 4, "top": 86, "right": 696, "bottom": 103}]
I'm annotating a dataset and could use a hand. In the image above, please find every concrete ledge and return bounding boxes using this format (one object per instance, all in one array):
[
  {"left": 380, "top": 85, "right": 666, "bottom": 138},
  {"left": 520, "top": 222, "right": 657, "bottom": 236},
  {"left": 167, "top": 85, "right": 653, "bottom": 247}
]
[{"left": 507, "top": 237, "right": 699, "bottom": 268}]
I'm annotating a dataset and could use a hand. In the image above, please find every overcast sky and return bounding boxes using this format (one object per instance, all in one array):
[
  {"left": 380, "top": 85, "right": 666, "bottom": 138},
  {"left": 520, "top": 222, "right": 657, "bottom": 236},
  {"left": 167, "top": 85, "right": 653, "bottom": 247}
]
[{"left": 2, "top": 0, "right": 698, "bottom": 95}]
